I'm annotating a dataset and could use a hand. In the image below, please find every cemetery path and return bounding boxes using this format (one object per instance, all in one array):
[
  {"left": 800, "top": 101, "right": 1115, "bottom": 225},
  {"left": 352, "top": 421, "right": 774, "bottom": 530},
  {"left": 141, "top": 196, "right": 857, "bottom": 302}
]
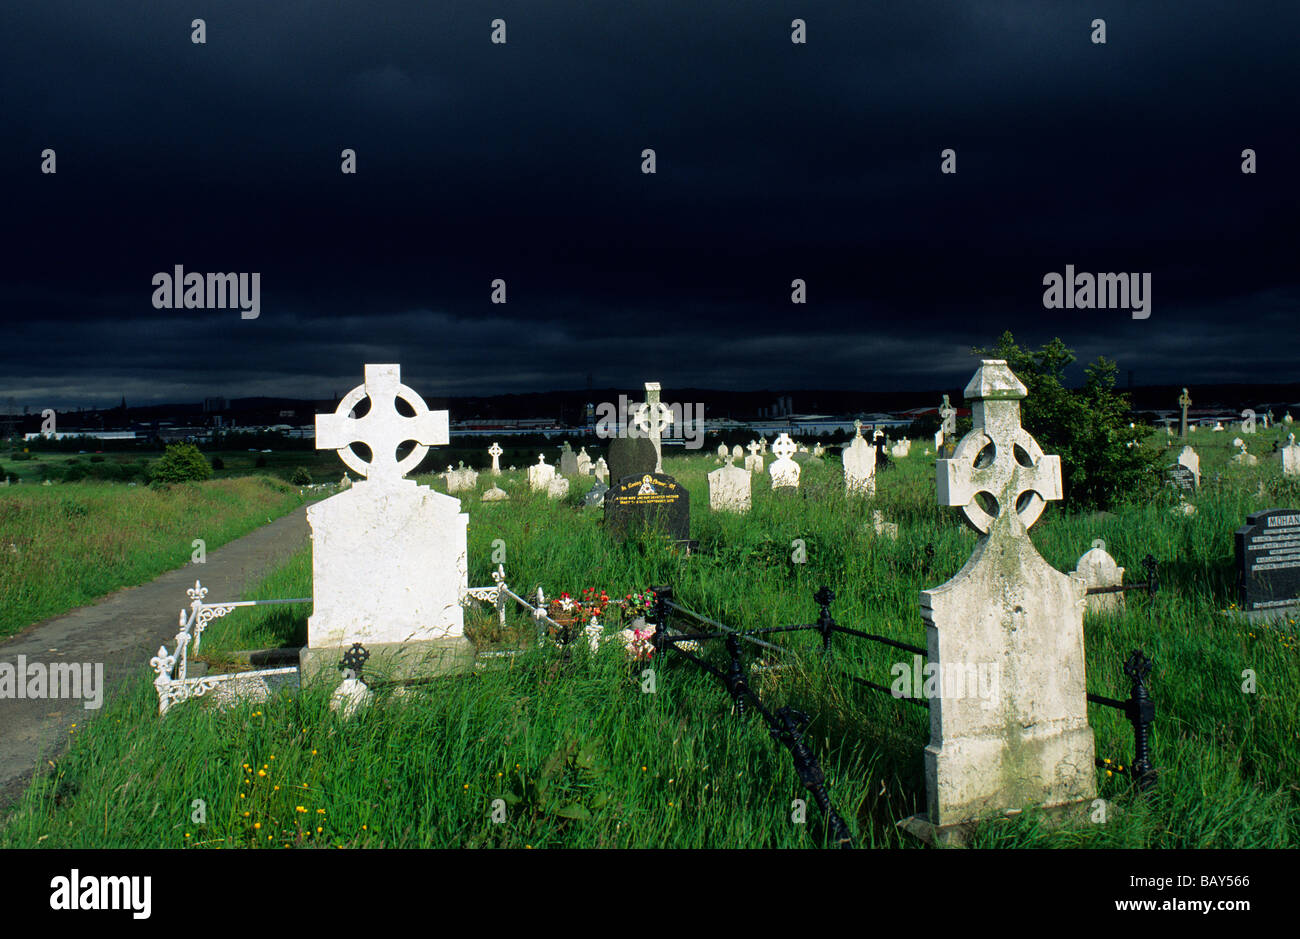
[{"left": 0, "top": 506, "right": 310, "bottom": 815}]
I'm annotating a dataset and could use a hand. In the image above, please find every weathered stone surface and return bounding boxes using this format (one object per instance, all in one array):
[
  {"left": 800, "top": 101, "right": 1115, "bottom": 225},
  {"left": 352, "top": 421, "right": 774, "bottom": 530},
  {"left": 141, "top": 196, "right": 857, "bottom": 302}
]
[
  {"left": 528, "top": 454, "right": 556, "bottom": 492},
  {"left": 1177, "top": 445, "right": 1200, "bottom": 487},
  {"left": 576, "top": 447, "right": 592, "bottom": 476},
  {"left": 1282, "top": 434, "right": 1300, "bottom": 477},
  {"left": 843, "top": 420, "right": 875, "bottom": 495},
  {"left": 308, "top": 364, "right": 468, "bottom": 651},
  {"left": 481, "top": 485, "right": 509, "bottom": 502},
  {"left": 547, "top": 476, "right": 570, "bottom": 499},
  {"left": 1075, "top": 539, "right": 1125, "bottom": 614},
  {"left": 708, "top": 455, "right": 751, "bottom": 513},
  {"left": 916, "top": 360, "right": 1094, "bottom": 837},
  {"left": 594, "top": 457, "right": 609, "bottom": 483},
  {"left": 559, "top": 442, "right": 579, "bottom": 476},
  {"left": 488, "top": 442, "right": 503, "bottom": 475},
  {"left": 768, "top": 433, "right": 800, "bottom": 490}
]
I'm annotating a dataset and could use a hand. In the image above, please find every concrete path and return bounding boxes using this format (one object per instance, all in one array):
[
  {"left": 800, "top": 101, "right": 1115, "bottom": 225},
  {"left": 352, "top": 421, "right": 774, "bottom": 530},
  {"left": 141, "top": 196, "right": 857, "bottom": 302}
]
[{"left": 0, "top": 507, "right": 310, "bottom": 814}]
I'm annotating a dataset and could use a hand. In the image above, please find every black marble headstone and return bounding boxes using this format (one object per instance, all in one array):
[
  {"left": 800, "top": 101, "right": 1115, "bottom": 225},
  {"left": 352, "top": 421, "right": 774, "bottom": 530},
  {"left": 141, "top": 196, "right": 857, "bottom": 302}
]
[
  {"left": 1165, "top": 463, "right": 1195, "bottom": 491},
  {"left": 1235, "top": 508, "right": 1300, "bottom": 615},
  {"left": 604, "top": 472, "right": 690, "bottom": 542},
  {"left": 606, "top": 434, "right": 657, "bottom": 484}
]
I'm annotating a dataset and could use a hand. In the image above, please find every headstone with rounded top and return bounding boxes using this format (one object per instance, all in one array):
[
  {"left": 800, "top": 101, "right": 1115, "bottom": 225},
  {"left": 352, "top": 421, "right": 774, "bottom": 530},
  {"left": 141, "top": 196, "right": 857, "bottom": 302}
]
[
  {"left": 528, "top": 454, "right": 556, "bottom": 492},
  {"left": 843, "top": 420, "right": 876, "bottom": 496},
  {"left": 1075, "top": 539, "right": 1125, "bottom": 614},
  {"left": 708, "top": 451, "right": 751, "bottom": 513},
  {"left": 768, "top": 433, "right": 800, "bottom": 490}
]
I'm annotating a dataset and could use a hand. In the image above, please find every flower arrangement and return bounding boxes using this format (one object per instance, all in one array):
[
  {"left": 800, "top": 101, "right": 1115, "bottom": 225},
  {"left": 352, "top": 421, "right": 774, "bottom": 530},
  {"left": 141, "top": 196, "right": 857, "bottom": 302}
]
[{"left": 543, "top": 588, "right": 660, "bottom": 659}]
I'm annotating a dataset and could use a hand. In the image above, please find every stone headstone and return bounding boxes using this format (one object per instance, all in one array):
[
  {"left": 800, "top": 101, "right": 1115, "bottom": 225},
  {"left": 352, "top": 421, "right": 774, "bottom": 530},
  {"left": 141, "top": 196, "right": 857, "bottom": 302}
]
[
  {"left": 1177, "top": 446, "right": 1200, "bottom": 487},
  {"left": 339, "top": 473, "right": 352, "bottom": 491},
  {"left": 594, "top": 457, "right": 610, "bottom": 483},
  {"left": 1282, "top": 434, "right": 1300, "bottom": 477},
  {"left": 870, "top": 509, "right": 898, "bottom": 540},
  {"left": 909, "top": 359, "right": 1092, "bottom": 842},
  {"left": 446, "top": 463, "right": 479, "bottom": 493},
  {"left": 582, "top": 479, "right": 609, "bottom": 507},
  {"left": 576, "top": 447, "right": 592, "bottom": 476},
  {"left": 559, "top": 442, "right": 579, "bottom": 476},
  {"left": 547, "top": 476, "right": 570, "bottom": 499},
  {"left": 481, "top": 485, "right": 509, "bottom": 502},
  {"left": 873, "top": 430, "right": 891, "bottom": 469},
  {"left": 528, "top": 454, "right": 556, "bottom": 492},
  {"left": 731, "top": 444, "right": 744, "bottom": 463},
  {"left": 890, "top": 438, "right": 911, "bottom": 459},
  {"left": 1213, "top": 422, "right": 1224, "bottom": 432},
  {"left": 1235, "top": 508, "right": 1300, "bottom": 619},
  {"left": 604, "top": 471, "right": 690, "bottom": 542},
  {"left": 488, "top": 442, "right": 503, "bottom": 475},
  {"left": 1075, "top": 539, "right": 1125, "bottom": 614},
  {"left": 716, "top": 443, "right": 728, "bottom": 463},
  {"left": 302, "top": 364, "right": 471, "bottom": 685},
  {"left": 708, "top": 453, "right": 751, "bottom": 514},
  {"left": 1232, "top": 442, "right": 1258, "bottom": 466},
  {"left": 633, "top": 381, "right": 672, "bottom": 473},
  {"left": 768, "top": 433, "right": 800, "bottom": 490},
  {"left": 744, "top": 440, "right": 764, "bottom": 475},
  {"left": 1166, "top": 463, "right": 1195, "bottom": 492},
  {"left": 759, "top": 436, "right": 768, "bottom": 455},
  {"left": 843, "top": 420, "right": 876, "bottom": 496},
  {"left": 606, "top": 434, "right": 656, "bottom": 485}
]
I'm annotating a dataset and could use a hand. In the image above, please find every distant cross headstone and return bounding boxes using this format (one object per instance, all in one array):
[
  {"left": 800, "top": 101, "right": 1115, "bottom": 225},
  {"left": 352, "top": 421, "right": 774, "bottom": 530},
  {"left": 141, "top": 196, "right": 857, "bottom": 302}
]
[
  {"left": 910, "top": 359, "right": 1092, "bottom": 842},
  {"left": 488, "top": 442, "right": 503, "bottom": 476},
  {"left": 744, "top": 439, "right": 764, "bottom": 474},
  {"left": 304, "top": 364, "right": 470, "bottom": 683},
  {"left": 1179, "top": 388, "right": 1192, "bottom": 439},
  {"left": 708, "top": 450, "right": 752, "bottom": 513},
  {"left": 528, "top": 454, "right": 557, "bottom": 492},
  {"left": 768, "top": 432, "right": 800, "bottom": 489},
  {"left": 759, "top": 436, "right": 768, "bottom": 455},
  {"left": 843, "top": 420, "right": 876, "bottom": 496},
  {"left": 632, "top": 381, "right": 673, "bottom": 473}
]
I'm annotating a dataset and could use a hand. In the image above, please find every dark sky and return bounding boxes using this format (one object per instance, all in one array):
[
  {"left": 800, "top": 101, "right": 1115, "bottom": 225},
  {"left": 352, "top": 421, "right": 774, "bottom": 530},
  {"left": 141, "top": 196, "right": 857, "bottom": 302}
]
[{"left": 2, "top": 1, "right": 1297, "bottom": 410}]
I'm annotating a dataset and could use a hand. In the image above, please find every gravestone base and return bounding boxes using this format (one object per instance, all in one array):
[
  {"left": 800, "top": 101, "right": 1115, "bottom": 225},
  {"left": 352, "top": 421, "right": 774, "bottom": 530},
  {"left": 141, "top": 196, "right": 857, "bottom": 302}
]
[
  {"left": 1223, "top": 604, "right": 1300, "bottom": 625},
  {"left": 899, "top": 797, "right": 1093, "bottom": 847},
  {"left": 299, "top": 635, "right": 476, "bottom": 687}
]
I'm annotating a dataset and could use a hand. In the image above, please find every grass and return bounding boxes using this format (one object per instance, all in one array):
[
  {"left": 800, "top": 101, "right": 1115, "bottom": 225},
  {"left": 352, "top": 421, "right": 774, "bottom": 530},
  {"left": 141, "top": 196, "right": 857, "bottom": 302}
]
[
  {"left": 1, "top": 428, "right": 1298, "bottom": 847},
  {"left": 0, "top": 476, "right": 314, "bottom": 641}
]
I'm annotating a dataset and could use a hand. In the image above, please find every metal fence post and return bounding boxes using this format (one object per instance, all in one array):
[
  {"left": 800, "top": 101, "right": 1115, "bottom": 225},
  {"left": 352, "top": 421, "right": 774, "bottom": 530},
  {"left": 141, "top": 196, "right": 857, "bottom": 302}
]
[
  {"left": 814, "top": 586, "right": 835, "bottom": 655},
  {"left": 652, "top": 586, "right": 672, "bottom": 657},
  {"left": 1123, "top": 649, "right": 1156, "bottom": 790},
  {"left": 725, "top": 633, "right": 748, "bottom": 717},
  {"left": 1141, "top": 555, "right": 1159, "bottom": 599}
]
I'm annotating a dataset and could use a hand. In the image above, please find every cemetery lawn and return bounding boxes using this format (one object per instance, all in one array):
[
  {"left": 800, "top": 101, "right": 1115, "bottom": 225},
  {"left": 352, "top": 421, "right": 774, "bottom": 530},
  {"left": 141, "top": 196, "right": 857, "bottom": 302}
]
[
  {"left": 3, "top": 433, "right": 1297, "bottom": 848},
  {"left": 0, "top": 477, "right": 314, "bottom": 641}
]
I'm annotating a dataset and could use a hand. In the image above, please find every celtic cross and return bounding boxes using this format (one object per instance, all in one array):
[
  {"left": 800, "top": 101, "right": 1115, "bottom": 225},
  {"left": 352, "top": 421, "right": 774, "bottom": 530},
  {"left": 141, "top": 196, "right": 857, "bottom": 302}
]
[
  {"left": 488, "top": 442, "right": 503, "bottom": 473},
  {"left": 316, "top": 364, "right": 448, "bottom": 486},
  {"left": 1179, "top": 388, "right": 1192, "bottom": 438},
  {"left": 771, "top": 433, "right": 798, "bottom": 461},
  {"left": 936, "top": 360, "right": 1062, "bottom": 534}
]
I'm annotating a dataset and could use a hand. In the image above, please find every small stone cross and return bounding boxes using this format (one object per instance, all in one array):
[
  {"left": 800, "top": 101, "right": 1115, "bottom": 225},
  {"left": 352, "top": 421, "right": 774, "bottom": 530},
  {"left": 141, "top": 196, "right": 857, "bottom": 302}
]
[
  {"left": 937, "top": 360, "right": 1063, "bottom": 534},
  {"left": 488, "top": 442, "right": 503, "bottom": 473},
  {"left": 853, "top": 419, "right": 864, "bottom": 439},
  {"left": 747, "top": 440, "right": 761, "bottom": 457},
  {"left": 316, "top": 364, "right": 448, "bottom": 485}
]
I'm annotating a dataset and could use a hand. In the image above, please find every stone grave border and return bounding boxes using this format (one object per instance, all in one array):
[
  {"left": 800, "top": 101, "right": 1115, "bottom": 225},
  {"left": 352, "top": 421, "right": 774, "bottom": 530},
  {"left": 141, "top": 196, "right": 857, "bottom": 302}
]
[{"left": 648, "top": 569, "right": 1163, "bottom": 845}]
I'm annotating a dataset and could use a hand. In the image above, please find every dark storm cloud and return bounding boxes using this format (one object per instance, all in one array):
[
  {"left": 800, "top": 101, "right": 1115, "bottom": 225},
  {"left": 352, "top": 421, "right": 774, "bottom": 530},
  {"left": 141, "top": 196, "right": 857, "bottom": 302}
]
[{"left": 1, "top": 0, "right": 1296, "bottom": 408}]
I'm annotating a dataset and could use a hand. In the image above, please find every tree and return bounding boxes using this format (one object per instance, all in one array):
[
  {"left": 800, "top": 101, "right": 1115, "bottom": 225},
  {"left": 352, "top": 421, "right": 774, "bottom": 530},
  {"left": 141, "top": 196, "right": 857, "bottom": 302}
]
[
  {"left": 290, "top": 466, "right": 312, "bottom": 486},
  {"left": 149, "top": 443, "right": 213, "bottom": 483},
  {"left": 972, "top": 332, "right": 1161, "bottom": 511}
]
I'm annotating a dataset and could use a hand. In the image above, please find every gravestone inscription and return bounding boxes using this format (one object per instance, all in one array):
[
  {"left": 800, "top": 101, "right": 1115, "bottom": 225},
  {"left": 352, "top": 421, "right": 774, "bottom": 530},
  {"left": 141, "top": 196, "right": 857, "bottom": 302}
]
[
  {"left": 604, "top": 472, "right": 690, "bottom": 542},
  {"left": 1235, "top": 508, "right": 1300, "bottom": 617}
]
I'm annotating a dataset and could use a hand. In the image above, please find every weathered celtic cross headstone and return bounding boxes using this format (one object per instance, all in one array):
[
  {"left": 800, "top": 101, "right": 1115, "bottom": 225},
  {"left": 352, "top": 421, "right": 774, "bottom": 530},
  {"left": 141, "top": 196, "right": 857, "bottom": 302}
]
[
  {"left": 488, "top": 442, "right": 503, "bottom": 476},
  {"left": 633, "top": 381, "right": 673, "bottom": 473},
  {"left": 303, "top": 364, "right": 472, "bottom": 685},
  {"left": 768, "top": 432, "right": 800, "bottom": 489},
  {"left": 1179, "top": 387, "right": 1192, "bottom": 440},
  {"left": 907, "top": 359, "right": 1094, "bottom": 843}
]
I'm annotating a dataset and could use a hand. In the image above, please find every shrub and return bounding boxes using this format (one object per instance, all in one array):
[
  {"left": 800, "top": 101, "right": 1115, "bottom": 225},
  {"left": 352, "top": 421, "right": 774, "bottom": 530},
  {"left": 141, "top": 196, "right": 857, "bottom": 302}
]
[
  {"left": 972, "top": 332, "right": 1162, "bottom": 512},
  {"left": 290, "top": 466, "right": 312, "bottom": 486},
  {"left": 148, "top": 443, "right": 213, "bottom": 483}
]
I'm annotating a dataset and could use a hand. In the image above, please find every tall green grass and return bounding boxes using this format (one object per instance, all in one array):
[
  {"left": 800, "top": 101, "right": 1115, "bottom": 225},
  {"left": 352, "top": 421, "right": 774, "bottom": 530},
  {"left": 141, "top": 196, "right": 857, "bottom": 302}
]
[
  {"left": 2, "top": 431, "right": 1297, "bottom": 847},
  {"left": 0, "top": 477, "right": 311, "bottom": 640}
]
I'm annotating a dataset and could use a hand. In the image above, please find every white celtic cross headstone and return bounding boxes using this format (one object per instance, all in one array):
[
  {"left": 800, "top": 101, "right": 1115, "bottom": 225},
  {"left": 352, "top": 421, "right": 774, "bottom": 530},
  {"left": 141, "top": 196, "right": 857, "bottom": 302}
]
[
  {"left": 768, "top": 432, "right": 800, "bottom": 489},
  {"left": 304, "top": 364, "right": 470, "bottom": 679},
  {"left": 633, "top": 381, "right": 673, "bottom": 473},
  {"left": 488, "top": 442, "right": 503, "bottom": 476},
  {"left": 909, "top": 360, "right": 1094, "bottom": 843}
]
